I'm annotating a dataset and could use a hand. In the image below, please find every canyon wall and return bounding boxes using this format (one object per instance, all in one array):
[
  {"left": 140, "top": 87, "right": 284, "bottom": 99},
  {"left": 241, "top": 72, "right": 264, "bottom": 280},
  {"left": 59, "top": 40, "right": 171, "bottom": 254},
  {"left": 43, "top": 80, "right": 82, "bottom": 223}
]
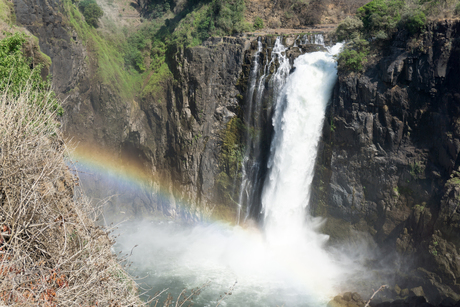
[
  {"left": 311, "top": 20, "right": 460, "bottom": 303},
  {"left": 12, "top": 0, "right": 257, "bottom": 221}
]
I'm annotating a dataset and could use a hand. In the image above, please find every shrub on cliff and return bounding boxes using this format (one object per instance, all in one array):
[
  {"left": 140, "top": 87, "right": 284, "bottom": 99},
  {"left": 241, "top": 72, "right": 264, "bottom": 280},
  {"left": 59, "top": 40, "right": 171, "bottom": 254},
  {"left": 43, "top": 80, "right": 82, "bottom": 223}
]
[
  {"left": 336, "top": 16, "right": 364, "bottom": 41},
  {"left": 78, "top": 0, "right": 103, "bottom": 28},
  {"left": 456, "top": 2, "right": 460, "bottom": 15},
  {"left": 401, "top": 10, "right": 426, "bottom": 34},
  {"left": 0, "top": 84, "right": 143, "bottom": 305},
  {"left": 357, "top": 0, "right": 405, "bottom": 35},
  {"left": 0, "top": 32, "right": 61, "bottom": 115},
  {"left": 253, "top": 16, "right": 264, "bottom": 30},
  {"left": 337, "top": 48, "right": 368, "bottom": 71}
]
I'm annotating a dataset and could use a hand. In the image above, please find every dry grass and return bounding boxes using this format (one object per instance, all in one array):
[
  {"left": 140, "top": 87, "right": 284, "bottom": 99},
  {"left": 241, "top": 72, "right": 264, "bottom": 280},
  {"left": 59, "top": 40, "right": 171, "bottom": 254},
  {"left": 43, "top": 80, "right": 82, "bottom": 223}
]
[{"left": 0, "top": 87, "right": 143, "bottom": 306}]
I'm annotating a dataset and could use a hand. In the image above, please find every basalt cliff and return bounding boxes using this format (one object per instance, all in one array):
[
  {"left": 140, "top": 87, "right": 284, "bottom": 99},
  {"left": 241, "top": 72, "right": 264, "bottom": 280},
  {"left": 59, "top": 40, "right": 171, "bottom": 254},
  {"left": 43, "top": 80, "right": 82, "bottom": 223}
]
[{"left": 312, "top": 20, "right": 460, "bottom": 304}]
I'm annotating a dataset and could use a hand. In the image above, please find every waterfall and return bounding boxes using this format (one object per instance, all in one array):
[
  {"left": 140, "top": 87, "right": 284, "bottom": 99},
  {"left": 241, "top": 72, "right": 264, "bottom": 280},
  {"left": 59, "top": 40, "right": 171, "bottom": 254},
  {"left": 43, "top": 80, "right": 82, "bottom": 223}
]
[
  {"left": 238, "top": 37, "right": 291, "bottom": 223},
  {"left": 238, "top": 35, "right": 332, "bottom": 224},
  {"left": 261, "top": 44, "right": 341, "bottom": 245},
  {"left": 114, "top": 38, "right": 348, "bottom": 307},
  {"left": 237, "top": 39, "right": 262, "bottom": 225}
]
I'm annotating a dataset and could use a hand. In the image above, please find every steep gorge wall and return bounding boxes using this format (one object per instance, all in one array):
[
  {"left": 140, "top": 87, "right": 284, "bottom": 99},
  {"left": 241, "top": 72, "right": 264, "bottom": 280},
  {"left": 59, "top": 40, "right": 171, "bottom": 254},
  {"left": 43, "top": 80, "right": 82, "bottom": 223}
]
[
  {"left": 311, "top": 20, "right": 460, "bottom": 303},
  {"left": 12, "top": 0, "right": 258, "bottom": 221}
]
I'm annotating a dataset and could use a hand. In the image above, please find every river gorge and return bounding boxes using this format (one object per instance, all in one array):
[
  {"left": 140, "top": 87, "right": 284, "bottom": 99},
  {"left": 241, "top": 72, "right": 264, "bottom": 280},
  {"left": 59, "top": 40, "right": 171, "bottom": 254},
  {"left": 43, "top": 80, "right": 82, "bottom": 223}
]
[{"left": 8, "top": 0, "right": 460, "bottom": 305}]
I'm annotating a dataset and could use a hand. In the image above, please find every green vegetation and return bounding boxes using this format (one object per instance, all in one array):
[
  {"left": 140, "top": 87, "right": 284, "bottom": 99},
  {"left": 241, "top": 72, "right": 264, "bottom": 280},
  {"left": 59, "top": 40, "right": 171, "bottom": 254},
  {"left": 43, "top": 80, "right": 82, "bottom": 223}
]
[
  {"left": 403, "top": 10, "right": 426, "bottom": 34},
  {"left": 410, "top": 161, "right": 424, "bottom": 178},
  {"left": 330, "top": 118, "right": 336, "bottom": 132},
  {"left": 0, "top": 32, "right": 61, "bottom": 115},
  {"left": 62, "top": 0, "right": 255, "bottom": 102},
  {"left": 335, "top": 0, "right": 457, "bottom": 72},
  {"left": 78, "top": 0, "right": 104, "bottom": 28},
  {"left": 167, "top": 0, "right": 251, "bottom": 48},
  {"left": 357, "top": 0, "right": 405, "bottom": 35},
  {"left": 337, "top": 48, "right": 369, "bottom": 71},
  {"left": 0, "top": 0, "right": 15, "bottom": 24},
  {"left": 64, "top": 0, "right": 141, "bottom": 99},
  {"left": 456, "top": 1, "right": 460, "bottom": 14},
  {"left": 336, "top": 16, "right": 364, "bottom": 41},
  {"left": 217, "top": 117, "right": 244, "bottom": 200},
  {"left": 144, "top": 0, "right": 172, "bottom": 19},
  {"left": 253, "top": 16, "right": 264, "bottom": 30}
]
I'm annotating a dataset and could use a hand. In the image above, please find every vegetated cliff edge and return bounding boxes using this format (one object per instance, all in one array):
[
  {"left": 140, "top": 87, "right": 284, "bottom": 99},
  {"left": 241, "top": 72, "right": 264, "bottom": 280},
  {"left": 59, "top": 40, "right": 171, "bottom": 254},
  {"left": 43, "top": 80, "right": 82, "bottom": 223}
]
[{"left": 312, "top": 20, "right": 460, "bottom": 303}]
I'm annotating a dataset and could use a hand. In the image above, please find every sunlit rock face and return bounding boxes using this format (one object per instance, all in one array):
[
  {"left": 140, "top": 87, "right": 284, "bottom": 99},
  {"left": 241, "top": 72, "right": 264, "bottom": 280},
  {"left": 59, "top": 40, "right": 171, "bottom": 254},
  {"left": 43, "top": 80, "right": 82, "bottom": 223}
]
[{"left": 311, "top": 20, "right": 460, "bottom": 303}]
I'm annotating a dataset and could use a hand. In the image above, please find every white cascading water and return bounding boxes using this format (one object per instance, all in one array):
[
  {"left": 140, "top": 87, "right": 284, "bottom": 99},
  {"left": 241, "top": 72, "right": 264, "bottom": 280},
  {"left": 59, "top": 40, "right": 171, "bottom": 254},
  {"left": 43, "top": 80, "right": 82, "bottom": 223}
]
[
  {"left": 261, "top": 41, "right": 344, "bottom": 294},
  {"left": 262, "top": 43, "right": 340, "bottom": 245},
  {"left": 115, "top": 39, "right": 348, "bottom": 307}
]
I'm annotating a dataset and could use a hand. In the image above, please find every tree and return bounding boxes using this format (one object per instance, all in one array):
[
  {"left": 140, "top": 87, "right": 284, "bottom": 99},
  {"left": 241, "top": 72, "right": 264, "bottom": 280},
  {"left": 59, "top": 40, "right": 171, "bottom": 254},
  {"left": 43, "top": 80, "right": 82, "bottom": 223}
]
[{"left": 78, "top": 0, "right": 104, "bottom": 28}]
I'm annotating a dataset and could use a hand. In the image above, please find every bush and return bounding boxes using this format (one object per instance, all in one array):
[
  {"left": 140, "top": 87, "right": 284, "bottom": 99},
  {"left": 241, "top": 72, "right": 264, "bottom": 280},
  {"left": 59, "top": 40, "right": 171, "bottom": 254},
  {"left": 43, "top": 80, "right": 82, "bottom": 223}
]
[
  {"left": 336, "top": 16, "right": 364, "bottom": 41},
  {"left": 456, "top": 2, "right": 460, "bottom": 15},
  {"left": 0, "top": 32, "right": 62, "bottom": 115},
  {"left": 78, "top": 0, "right": 103, "bottom": 28},
  {"left": 0, "top": 86, "right": 143, "bottom": 306},
  {"left": 337, "top": 48, "right": 369, "bottom": 71},
  {"left": 357, "top": 0, "right": 405, "bottom": 34},
  {"left": 402, "top": 10, "right": 426, "bottom": 34},
  {"left": 254, "top": 16, "right": 264, "bottom": 30},
  {"left": 197, "top": 0, "right": 248, "bottom": 36}
]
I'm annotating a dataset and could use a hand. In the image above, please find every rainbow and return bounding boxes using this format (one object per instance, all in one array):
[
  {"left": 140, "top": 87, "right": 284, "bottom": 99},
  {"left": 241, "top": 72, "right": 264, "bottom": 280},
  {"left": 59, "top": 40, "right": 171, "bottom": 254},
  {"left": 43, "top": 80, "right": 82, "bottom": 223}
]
[{"left": 68, "top": 141, "right": 239, "bottom": 224}]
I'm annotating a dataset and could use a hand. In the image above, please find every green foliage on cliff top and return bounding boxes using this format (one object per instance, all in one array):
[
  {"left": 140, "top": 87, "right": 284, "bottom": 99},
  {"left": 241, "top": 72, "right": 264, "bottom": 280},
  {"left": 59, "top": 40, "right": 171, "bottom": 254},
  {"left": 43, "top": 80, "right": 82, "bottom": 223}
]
[
  {"left": 78, "top": 0, "right": 104, "bottom": 28},
  {"left": 64, "top": 0, "right": 254, "bottom": 101},
  {"left": 335, "top": 0, "right": 452, "bottom": 72},
  {"left": 357, "top": 0, "right": 405, "bottom": 34},
  {"left": 117, "top": 0, "right": 252, "bottom": 98},
  {"left": 353, "top": 0, "right": 455, "bottom": 38},
  {"left": 0, "top": 32, "right": 62, "bottom": 115}
]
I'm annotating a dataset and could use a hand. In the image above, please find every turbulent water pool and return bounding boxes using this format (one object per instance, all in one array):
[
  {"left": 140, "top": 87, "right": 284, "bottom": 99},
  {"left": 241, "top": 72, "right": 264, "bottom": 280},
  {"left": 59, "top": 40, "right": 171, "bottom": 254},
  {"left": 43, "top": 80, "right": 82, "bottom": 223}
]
[{"left": 115, "top": 220, "right": 341, "bottom": 307}]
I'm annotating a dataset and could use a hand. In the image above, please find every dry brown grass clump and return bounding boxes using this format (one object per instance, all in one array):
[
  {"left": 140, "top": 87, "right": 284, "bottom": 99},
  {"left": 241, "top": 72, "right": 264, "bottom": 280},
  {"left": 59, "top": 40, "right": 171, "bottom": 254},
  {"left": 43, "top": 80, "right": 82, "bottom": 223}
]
[{"left": 0, "top": 87, "right": 143, "bottom": 306}]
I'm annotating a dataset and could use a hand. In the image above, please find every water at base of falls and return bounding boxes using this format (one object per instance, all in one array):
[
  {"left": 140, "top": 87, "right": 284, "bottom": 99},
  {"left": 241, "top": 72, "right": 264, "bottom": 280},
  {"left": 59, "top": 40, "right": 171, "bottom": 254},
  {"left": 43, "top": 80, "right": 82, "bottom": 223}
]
[
  {"left": 116, "top": 221, "right": 332, "bottom": 306},
  {"left": 115, "top": 43, "right": 347, "bottom": 306}
]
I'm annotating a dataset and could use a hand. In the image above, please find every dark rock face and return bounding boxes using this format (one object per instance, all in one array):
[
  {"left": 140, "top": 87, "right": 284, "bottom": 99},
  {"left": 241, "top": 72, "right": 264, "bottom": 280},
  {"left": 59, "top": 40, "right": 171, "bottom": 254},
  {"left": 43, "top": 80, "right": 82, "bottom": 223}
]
[
  {"left": 312, "top": 20, "right": 460, "bottom": 303},
  {"left": 12, "top": 0, "right": 128, "bottom": 155},
  {"left": 13, "top": 0, "right": 88, "bottom": 96},
  {"left": 12, "top": 0, "right": 254, "bottom": 221},
  {"left": 143, "top": 38, "right": 250, "bottom": 219}
]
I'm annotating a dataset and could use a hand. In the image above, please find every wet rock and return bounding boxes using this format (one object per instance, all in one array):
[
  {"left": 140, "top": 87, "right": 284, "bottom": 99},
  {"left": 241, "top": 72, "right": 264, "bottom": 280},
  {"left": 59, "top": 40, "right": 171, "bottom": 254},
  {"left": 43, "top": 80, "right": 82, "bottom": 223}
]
[
  {"left": 439, "top": 297, "right": 457, "bottom": 307},
  {"left": 328, "top": 292, "right": 365, "bottom": 307},
  {"left": 410, "top": 286, "right": 426, "bottom": 298}
]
